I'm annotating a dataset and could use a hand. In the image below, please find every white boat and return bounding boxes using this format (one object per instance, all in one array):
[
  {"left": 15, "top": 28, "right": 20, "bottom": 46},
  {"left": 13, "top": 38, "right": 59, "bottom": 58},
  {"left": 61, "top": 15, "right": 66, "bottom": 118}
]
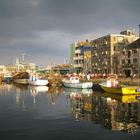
[
  {"left": 28, "top": 75, "right": 49, "bottom": 86},
  {"left": 63, "top": 77, "right": 93, "bottom": 89}
]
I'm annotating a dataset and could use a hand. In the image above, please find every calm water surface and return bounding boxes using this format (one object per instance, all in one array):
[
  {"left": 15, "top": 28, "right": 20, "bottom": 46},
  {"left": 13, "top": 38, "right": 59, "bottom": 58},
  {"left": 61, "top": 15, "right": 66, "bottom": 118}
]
[{"left": 0, "top": 83, "right": 140, "bottom": 140}]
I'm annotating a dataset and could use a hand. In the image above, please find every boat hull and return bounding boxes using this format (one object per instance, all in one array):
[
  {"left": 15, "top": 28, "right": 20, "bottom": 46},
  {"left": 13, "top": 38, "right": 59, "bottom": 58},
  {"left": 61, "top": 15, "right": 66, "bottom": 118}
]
[
  {"left": 99, "top": 83, "right": 140, "bottom": 95},
  {"left": 28, "top": 79, "right": 49, "bottom": 86},
  {"left": 63, "top": 82, "right": 93, "bottom": 89},
  {"left": 13, "top": 79, "right": 28, "bottom": 84}
]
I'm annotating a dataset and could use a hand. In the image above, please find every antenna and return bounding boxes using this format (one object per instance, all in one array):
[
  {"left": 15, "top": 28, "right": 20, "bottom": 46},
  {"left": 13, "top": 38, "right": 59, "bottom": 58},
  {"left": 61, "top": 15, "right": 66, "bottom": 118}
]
[{"left": 22, "top": 53, "right": 26, "bottom": 62}]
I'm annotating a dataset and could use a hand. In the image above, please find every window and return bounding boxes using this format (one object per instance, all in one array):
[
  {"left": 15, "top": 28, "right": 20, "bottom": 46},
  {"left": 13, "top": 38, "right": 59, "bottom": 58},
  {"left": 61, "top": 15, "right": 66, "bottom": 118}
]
[
  {"left": 128, "top": 60, "right": 131, "bottom": 65},
  {"left": 133, "top": 58, "right": 137, "bottom": 63},
  {"left": 133, "top": 50, "right": 137, "bottom": 54},
  {"left": 128, "top": 51, "right": 131, "bottom": 58},
  {"left": 121, "top": 60, "right": 125, "bottom": 64}
]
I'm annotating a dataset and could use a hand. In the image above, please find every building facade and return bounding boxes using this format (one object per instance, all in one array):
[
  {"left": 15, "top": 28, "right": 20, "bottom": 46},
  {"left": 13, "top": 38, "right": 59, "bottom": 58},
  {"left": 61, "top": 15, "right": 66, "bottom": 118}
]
[
  {"left": 91, "top": 29, "right": 138, "bottom": 75},
  {"left": 70, "top": 29, "right": 138, "bottom": 75},
  {"left": 120, "top": 38, "right": 140, "bottom": 77}
]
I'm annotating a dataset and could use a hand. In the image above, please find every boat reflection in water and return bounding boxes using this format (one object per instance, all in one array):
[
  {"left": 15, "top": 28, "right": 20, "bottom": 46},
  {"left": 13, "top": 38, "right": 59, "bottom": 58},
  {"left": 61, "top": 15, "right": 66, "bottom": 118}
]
[
  {"left": 65, "top": 88, "right": 94, "bottom": 121},
  {"left": 12, "top": 83, "right": 64, "bottom": 106},
  {"left": 29, "top": 86, "right": 49, "bottom": 104},
  {"left": 68, "top": 89, "right": 140, "bottom": 134}
]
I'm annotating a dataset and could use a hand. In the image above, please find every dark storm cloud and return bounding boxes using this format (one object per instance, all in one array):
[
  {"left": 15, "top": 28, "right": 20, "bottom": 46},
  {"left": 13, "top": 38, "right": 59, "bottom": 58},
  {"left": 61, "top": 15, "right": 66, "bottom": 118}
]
[{"left": 0, "top": 0, "right": 140, "bottom": 65}]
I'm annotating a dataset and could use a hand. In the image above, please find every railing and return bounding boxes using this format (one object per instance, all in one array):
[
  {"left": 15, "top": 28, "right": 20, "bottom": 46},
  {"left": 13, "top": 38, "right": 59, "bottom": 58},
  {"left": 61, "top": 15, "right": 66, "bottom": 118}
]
[
  {"left": 73, "top": 56, "right": 83, "bottom": 60},
  {"left": 75, "top": 50, "right": 81, "bottom": 54},
  {"left": 73, "top": 64, "right": 83, "bottom": 67}
]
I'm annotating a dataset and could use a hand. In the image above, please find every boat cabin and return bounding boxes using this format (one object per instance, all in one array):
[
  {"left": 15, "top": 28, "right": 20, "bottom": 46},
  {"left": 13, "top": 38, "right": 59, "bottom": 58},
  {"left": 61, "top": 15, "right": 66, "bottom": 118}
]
[
  {"left": 70, "top": 77, "right": 80, "bottom": 84},
  {"left": 102, "top": 74, "right": 119, "bottom": 87}
]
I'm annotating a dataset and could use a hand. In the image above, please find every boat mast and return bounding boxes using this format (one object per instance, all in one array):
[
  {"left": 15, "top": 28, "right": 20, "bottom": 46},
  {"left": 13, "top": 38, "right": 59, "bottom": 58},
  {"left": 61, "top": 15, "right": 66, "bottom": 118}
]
[
  {"left": 22, "top": 53, "right": 26, "bottom": 62},
  {"left": 16, "top": 57, "right": 20, "bottom": 72}
]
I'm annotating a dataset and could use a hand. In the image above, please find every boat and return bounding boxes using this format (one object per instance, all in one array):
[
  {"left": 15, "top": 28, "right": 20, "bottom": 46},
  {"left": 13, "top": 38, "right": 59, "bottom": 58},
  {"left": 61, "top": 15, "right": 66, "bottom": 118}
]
[
  {"left": 62, "top": 76, "right": 93, "bottom": 89},
  {"left": 3, "top": 73, "right": 13, "bottom": 83},
  {"left": 12, "top": 72, "right": 29, "bottom": 84},
  {"left": 28, "top": 74, "right": 49, "bottom": 86},
  {"left": 99, "top": 74, "right": 140, "bottom": 95}
]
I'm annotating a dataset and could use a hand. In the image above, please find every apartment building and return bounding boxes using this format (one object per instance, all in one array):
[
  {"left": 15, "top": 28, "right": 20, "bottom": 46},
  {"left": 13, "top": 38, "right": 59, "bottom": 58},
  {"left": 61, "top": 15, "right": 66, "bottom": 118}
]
[
  {"left": 120, "top": 38, "right": 140, "bottom": 77},
  {"left": 70, "top": 40, "right": 91, "bottom": 73},
  {"left": 70, "top": 29, "right": 138, "bottom": 74},
  {"left": 91, "top": 29, "right": 138, "bottom": 75}
]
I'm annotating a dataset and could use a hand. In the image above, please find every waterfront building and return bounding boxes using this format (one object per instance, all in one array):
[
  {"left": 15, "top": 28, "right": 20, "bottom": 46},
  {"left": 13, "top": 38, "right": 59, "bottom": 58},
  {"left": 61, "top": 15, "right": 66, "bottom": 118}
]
[
  {"left": 91, "top": 29, "right": 138, "bottom": 75},
  {"left": 69, "top": 40, "right": 92, "bottom": 73},
  {"left": 70, "top": 29, "right": 138, "bottom": 75},
  {"left": 119, "top": 38, "right": 140, "bottom": 77},
  {"left": 74, "top": 41, "right": 84, "bottom": 73}
]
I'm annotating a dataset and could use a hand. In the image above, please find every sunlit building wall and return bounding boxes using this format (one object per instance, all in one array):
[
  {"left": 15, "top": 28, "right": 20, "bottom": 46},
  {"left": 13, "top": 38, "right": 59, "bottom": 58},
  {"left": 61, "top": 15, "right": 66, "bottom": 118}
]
[
  {"left": 91, "top": 29, "right": 138, "bottom": 75},
  {"left": 120, "top": 38, "right": 140, "bottom": 77}
]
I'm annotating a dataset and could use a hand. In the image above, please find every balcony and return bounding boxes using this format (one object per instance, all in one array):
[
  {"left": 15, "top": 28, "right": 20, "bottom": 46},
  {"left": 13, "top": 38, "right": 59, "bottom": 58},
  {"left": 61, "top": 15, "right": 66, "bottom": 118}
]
[
  {"left": 74, "top": 64, "right": 83, "bottom": 68},
  {"left": 74, "top": 56, "right": 83, "bottom": 60},
  {"left": 75, "top": 49, "right": 81, "bottom": 54}
]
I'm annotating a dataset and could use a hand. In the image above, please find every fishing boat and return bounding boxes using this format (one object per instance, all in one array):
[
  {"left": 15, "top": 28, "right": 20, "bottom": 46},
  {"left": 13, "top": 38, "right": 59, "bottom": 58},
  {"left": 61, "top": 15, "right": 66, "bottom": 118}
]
[
  {"left": 12, "top": 72, "right": 29, "bottom": 84},
  {"left": 62, "top": 76, "right": 93, "bottom": 89},
  {"left": 3, "top": 73, "right": 13, "bottom": 83},
  {"left": 99, "top": 74, "right": 140, "bottom": 95},
  {"left": 28, "top": 74, "right": 49, "bottom": 86}
]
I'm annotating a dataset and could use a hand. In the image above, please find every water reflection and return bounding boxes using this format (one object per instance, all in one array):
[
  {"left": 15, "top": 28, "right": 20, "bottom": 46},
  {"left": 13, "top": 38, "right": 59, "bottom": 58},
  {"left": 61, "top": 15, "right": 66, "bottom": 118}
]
[
  {"left": 30, "top": 86, "right": 49, "bottom": 104},
  {"left": 67, "top": 88, "right": 140, "bottom": 134},
  {"left": 64, "top": 88, "right": 93, "bottom": 121},
  {"left": 0, "top": 83, "right": 13, "bottom": 94},
  {"left": 1, "top": 83, "right": 140, "bottom": 135},
  {"left": 48, "top": 86, "right": 64, "bottom": 105},
  {"left": 14, "top": 83, "right": 64, "bottom": 105}
]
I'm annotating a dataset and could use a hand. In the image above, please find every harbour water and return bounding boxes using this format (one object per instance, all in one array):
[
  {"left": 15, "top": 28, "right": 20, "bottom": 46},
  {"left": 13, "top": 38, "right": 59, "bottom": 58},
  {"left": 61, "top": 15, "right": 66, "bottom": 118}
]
[{"left": 0, "top": 83, "right": 140, "bottom": 140}]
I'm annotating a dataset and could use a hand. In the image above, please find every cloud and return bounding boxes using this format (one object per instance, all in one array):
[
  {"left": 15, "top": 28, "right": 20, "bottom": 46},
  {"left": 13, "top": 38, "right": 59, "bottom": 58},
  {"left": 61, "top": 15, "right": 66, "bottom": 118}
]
[{"left": 0, "top": 0, "right": 140, "bottom": 65}]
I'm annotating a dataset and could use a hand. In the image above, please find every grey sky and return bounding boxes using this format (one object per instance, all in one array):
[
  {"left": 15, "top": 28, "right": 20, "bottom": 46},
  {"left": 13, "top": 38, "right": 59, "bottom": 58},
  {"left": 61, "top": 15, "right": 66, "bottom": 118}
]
[{"left": 0, "top": 0, "right": 140, "bottom": 66}]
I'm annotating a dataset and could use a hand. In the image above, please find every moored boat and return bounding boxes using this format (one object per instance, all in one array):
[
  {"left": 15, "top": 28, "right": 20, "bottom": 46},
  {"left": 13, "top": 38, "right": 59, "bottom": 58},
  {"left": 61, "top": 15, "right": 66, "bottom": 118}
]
[
  {"left": 3, "top": 74, "right": 13, "bottom": 83},
  {"left": 99, "top": 74, "right": 140, "bottom": 95},
  {"left": 12, "top": 72, "right": 29, "bottom": 84},
  {"left": 63, "top": 76, "right": 93, "bottom": 89},
  {"left": 28, "top": 73, "right": 49, "bottom": 86}
]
